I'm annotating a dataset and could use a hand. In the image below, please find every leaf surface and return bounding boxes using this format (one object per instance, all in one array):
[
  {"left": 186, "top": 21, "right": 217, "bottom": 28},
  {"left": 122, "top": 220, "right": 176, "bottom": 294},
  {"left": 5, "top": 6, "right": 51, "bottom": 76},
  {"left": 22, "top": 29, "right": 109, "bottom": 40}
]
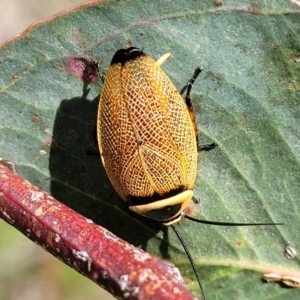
[{"left": 0, "top": 0, "right": 299, "bottom": 299}]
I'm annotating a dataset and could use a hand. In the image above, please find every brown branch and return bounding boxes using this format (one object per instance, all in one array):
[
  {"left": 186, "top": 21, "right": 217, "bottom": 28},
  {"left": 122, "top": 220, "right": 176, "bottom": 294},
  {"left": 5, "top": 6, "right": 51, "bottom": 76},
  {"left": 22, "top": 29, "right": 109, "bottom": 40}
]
[{"left": 0, "top": 163, "right": 199, "bottom": 300}]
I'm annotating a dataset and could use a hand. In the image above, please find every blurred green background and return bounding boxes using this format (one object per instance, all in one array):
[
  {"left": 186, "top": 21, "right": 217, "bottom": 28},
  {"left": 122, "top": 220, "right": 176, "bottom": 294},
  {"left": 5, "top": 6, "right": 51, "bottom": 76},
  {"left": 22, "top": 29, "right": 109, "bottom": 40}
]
[{"left": 0, "top": 1, "right": 114, "bottom": 299}]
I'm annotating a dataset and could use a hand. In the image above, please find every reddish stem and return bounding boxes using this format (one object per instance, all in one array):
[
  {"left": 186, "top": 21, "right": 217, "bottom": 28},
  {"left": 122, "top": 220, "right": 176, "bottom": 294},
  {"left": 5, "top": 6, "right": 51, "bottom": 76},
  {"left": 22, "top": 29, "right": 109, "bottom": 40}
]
[{"left": 0, "top": 164, "right": 198, "bottom": 300}]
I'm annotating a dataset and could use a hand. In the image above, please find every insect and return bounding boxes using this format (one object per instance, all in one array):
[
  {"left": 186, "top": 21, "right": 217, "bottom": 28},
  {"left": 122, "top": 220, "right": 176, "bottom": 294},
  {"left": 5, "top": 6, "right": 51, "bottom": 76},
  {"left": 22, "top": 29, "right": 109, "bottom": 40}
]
[
  {"left": 97, "top": 47, "right": 202, "bottom": 224},
  {"left": 97, "top": 47, "right": 282, "bottom": 299}
]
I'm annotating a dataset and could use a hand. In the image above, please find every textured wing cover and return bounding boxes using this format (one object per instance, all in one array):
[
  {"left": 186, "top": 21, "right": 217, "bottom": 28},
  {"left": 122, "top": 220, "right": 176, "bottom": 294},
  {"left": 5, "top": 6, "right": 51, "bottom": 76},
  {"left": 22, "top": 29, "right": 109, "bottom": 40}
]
[{"left": 97, "top": 55, "right": 197, "bottom": 201}]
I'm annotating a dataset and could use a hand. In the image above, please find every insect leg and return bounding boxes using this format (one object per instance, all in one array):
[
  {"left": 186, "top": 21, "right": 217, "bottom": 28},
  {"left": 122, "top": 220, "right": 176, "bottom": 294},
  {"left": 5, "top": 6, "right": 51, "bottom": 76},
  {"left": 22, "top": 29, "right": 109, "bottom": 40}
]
[
  {"left": 180, "top": 68, "right": 203, "bottom": 148},
  {"left": 181, "top": 68, "right": 217, "bottom": 152},
  {"left": 180, "top": 67, "right": 203, "bottom": 102},
  {"left": 199, "top": 143, "right": 217, "bottom": 152}
]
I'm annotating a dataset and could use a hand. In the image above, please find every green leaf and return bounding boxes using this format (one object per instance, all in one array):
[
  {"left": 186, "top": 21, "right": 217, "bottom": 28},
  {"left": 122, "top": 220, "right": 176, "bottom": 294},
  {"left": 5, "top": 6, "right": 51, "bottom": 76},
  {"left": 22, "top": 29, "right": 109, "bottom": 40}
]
[{"left": 0, "top": 0, "right": 299, "bottom": 299}]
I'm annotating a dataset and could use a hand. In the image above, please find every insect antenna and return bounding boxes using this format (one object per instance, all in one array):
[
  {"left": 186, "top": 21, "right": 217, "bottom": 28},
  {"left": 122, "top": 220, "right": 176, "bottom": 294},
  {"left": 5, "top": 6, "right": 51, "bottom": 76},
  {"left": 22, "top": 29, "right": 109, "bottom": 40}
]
[
  {"left": 171, "top": 215, "right": 283, "bottom": 300},
  {"left": 184, "top": 214, "right": 283, "bottom": 226},
  {"left": 171, "top": 224, "right": 206, "bottom": 300}
]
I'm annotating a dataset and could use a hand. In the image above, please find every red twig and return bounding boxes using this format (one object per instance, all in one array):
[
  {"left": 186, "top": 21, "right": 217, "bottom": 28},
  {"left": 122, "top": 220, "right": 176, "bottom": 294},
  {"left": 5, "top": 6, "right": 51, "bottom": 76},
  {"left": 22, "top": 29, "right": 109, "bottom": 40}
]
[{"left": 0, "top": 164, "right": 199, "bottom": 300}]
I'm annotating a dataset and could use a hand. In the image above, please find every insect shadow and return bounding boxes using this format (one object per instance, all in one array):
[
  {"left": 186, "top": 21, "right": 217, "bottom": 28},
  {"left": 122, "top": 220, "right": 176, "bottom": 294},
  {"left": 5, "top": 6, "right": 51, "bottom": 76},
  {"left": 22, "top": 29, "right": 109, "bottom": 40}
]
[{"left": 49, "top": 85, "right": 171, "bottom": 258}]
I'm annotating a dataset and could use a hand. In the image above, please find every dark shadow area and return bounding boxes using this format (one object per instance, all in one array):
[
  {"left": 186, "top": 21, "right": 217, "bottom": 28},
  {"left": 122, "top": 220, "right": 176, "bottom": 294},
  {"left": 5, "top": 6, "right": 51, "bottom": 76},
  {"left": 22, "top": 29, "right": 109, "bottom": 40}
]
[{"left": 49, "top": 85, "right": 168, "bottom": 254}]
